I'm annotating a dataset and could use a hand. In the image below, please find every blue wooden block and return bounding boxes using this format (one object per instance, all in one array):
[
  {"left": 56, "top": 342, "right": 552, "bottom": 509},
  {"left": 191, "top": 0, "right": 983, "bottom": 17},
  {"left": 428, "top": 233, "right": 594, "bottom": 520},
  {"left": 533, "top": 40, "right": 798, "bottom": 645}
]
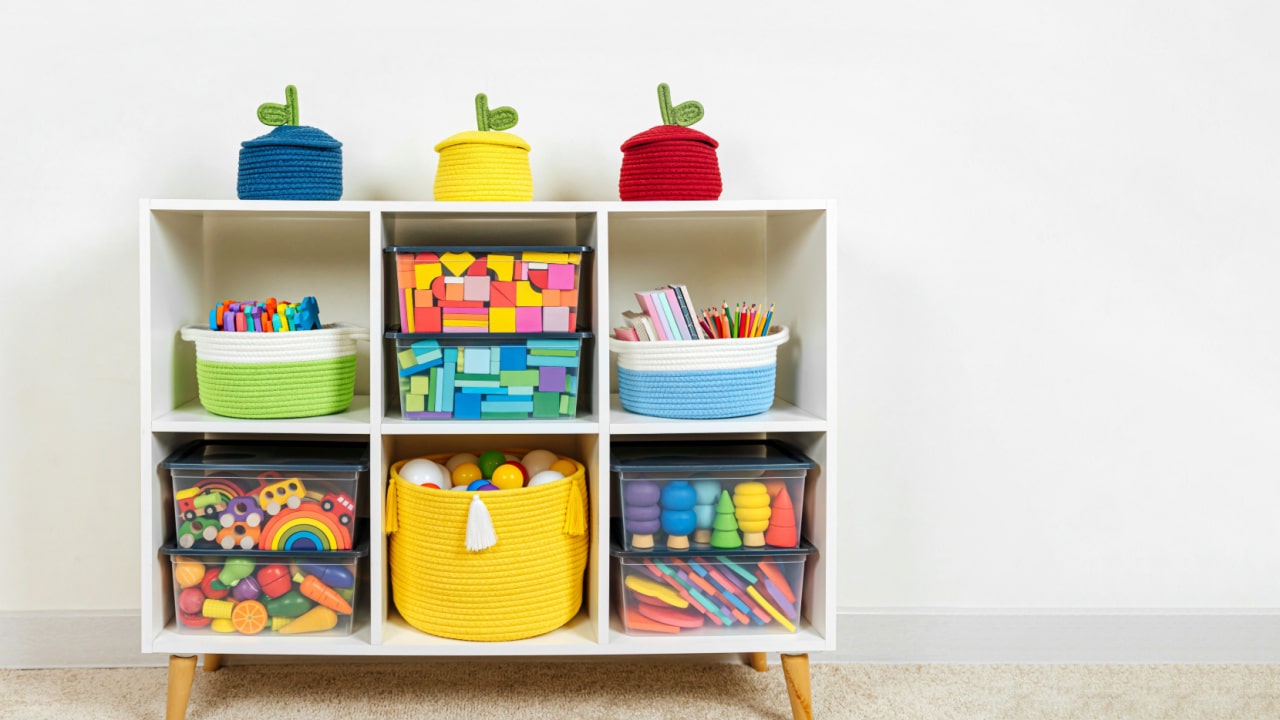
[
  {"left": 454, "top": 392, "right": 481, "bottom": 419},
  {"left": 500, "top": 345, "right": 527, "bottom": 371}
]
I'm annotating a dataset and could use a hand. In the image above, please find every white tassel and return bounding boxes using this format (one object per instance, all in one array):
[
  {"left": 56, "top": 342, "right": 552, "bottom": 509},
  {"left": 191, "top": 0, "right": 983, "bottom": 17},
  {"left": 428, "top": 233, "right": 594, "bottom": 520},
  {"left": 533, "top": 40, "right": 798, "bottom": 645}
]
[{"left": 465, "top": 494, "right": 497, "bottom": 552}]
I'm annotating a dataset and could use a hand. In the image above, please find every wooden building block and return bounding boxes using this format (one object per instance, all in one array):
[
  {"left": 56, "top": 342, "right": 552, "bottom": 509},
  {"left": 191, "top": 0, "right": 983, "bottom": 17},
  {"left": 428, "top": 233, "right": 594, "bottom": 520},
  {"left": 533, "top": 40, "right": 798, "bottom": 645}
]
[
  {"left": 515, "top": 281, "right": 542, "bottom": 306},
  {"left": 415, "top": 262, "right": 442, "bottom": 291},
  {"left": 515, "top": 307, "right": 542, "bottom": 332},
  {"left": 414, "top": 307, "right": 442, "bottom": 333},
  {"left": 490, "top": 281, "right": 517, "bottom": 307},
  {"left": 489, "top": 308, "right": 516, "bottom": 332},
  {"left": 543, "top": 306, "right": 570, "bottom": 332},
  {"left": 548, "top": 264, "right": 575, "bottom": 290},
  {"left": 463, "top": 276, "right": 491, "bottom": 302},
  {"left": 488, "top": 254, "right": 514, "bottom": 281}
]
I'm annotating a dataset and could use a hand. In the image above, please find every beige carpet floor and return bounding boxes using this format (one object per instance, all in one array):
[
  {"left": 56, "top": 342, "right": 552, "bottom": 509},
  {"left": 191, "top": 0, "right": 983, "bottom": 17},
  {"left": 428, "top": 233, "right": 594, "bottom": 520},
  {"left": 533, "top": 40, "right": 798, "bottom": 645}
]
[{"left": 2, "top": 661, "right": 1278, "bottom": 719}]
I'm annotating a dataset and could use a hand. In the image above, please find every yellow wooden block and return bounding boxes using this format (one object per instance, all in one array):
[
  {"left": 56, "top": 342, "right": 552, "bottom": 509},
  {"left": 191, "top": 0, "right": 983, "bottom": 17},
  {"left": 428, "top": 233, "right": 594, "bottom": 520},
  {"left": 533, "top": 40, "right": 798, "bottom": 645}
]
[
  {"left": 440, "top": 251, "right": 476, "bottom": 277},
  {"left": 404, "top": 289, "right": 415, "bottom": 332},
  {"left": 567, "top": 253, "right": 581, "bottom": 265},
  {"left": 488, "top": 254, "right": 514, "bottom": 281},
  {"left": 515, "top": 281, "right": 542, "bottom": 306},
  {"left": 523, "top": 251, "right": 569, "bottom": 264},
  {"left": 489, "top": 307, "right": 516, "bottom": 332},
  {"left": 415, "top": 263, "right": 442, "bottom": 291}
]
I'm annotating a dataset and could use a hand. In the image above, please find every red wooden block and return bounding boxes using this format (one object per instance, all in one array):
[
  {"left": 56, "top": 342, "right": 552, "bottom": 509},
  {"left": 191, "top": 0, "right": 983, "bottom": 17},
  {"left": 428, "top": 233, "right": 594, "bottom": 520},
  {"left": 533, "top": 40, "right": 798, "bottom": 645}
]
[
  {"left": 490, "top": 281, "right": 517, "bottom": 307},
  {"left": 465, "top": 257, "right": 489, "bottom": 276},
  {"left": 415, "top": 252, "right": 440, "bottom": 263},
  {"left": 528, "top": 269, "right": 549, "bottom": 289},
  {"left": 414, "top": 307, "right": 442, "bottom": 333}
]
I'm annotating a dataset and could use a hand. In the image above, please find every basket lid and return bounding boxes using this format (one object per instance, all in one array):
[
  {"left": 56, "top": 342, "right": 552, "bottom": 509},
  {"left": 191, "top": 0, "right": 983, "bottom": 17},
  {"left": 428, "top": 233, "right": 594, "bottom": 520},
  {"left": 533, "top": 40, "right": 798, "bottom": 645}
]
[
  {"left": 160, "top": 541, "right": 369, "bottom": 560},
  {"left": 434, "top": 130, "right": 530, "bottom": 153},
  {"left": 161, "top": 439, "right": 369, "bottom": 472},
  {"left": 621, "top": 125, "right": 718, "bottom": 152},
  {"left": 241, "top": 125, "right": 342, "bottom": 150},
  {"left": 609, "top": 439, "right": 816, "bottom": 473}
]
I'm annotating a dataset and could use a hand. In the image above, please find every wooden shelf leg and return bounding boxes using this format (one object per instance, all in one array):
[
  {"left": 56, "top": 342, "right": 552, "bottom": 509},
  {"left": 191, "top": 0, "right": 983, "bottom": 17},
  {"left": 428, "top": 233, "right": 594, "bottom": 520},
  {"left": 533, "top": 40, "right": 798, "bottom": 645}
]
[
  {"left": 165, "top": 654, "right": 198, "bottom": 720},
  {"left": 746, "top": 651, "right": 769, "bottom": 672},
  {"left": 202, "top": 653, "right": 223, "bottom": 673},
  {"left": 780, "top": 653, "right": 813, "bottom": 720}
]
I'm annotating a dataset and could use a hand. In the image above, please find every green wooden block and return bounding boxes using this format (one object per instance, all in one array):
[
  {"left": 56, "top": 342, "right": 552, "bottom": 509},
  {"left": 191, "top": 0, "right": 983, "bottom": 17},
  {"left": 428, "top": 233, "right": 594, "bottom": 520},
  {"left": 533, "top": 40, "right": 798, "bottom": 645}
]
[
  {"left": 507, "top": 386, "right": 533, "bottom": 396},
  {"left": 500, "top": 369, "right": 540, "bottom": 387},
  {"left": 397, "top": 348, "right": 418, "bottom": 369},
  {"left": 481, "top": 411, "right": 531, "bottom": 419},
  {"left": 406, "top": 393, "right": 426, "bottom": 413},
  {"left": 533, "top": 392, "right": 560, "bottom": 418},
  {"left": 529, "top": 348, "right": 578, "bottom": 357},
  {"left": 559, "top": 394, "right": 572, "bottom": 415},
  {"left": 429, "top": 366, "right": 439, "bottom": 406},
  {"left": 410, "top": 375, "right": 430, "bottom": 395}
]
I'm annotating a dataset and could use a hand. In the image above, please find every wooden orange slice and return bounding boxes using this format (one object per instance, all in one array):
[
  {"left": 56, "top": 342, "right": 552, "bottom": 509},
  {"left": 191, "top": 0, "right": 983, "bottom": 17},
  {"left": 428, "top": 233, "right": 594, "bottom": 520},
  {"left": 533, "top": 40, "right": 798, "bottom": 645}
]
[{"left": 231, "top": 600, "right": 268, "bottom": 635}]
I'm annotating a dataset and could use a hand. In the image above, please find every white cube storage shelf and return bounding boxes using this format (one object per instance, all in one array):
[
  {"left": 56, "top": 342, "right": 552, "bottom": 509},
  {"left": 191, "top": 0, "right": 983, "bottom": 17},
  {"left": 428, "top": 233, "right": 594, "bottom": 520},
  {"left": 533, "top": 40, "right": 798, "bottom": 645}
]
[{"left": 140, "top": 199, "right": 837, "bottom": 657}]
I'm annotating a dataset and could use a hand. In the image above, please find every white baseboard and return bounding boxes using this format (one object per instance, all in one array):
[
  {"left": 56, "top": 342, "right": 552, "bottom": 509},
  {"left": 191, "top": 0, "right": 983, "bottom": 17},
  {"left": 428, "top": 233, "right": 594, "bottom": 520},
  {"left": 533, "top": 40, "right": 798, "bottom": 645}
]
[
  {"left": 827, "top": 609, "right": 1280, "bottom": 663},
  {"left": 5, "top": 609, "right": 1280, "bottom": 668}
]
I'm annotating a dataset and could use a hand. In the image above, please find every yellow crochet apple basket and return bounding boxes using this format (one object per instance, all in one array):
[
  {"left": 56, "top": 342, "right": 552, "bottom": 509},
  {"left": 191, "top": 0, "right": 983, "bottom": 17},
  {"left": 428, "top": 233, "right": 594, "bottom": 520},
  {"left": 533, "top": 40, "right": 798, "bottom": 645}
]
[
  {"left": 386, "top": 453, "right": 588, "bottom": 641},
  {"left": 432, "top": 93, "right": 533, "bottom": 201}
]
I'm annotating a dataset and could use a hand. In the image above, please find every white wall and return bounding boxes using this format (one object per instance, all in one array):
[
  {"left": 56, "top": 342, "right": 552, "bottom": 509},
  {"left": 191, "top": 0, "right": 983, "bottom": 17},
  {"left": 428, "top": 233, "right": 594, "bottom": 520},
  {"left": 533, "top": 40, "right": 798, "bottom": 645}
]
[{"left": 2, "top": 0, "right": 1278, "bottom": 618}]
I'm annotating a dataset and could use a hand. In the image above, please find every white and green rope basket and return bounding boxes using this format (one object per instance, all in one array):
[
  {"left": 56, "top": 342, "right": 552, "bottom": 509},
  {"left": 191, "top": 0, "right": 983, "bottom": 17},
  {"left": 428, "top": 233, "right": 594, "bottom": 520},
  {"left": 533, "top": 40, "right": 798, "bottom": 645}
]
[
  {"left": 610, "top": 325, "right": 789, "bottom": 419},
  {"left": 180, "top": 324, "right": 368, "bottom": 419}
]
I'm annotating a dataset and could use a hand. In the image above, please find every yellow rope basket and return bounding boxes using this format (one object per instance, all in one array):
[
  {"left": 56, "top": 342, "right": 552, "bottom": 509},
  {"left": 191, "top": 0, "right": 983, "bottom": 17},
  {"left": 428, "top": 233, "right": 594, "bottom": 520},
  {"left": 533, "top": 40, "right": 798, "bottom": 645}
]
[
  {"left": 385, "top": 453, "right": 588, "bottom": 641},
  {"left": 433, "top": 131, "right": 533, "bottom": 201}
]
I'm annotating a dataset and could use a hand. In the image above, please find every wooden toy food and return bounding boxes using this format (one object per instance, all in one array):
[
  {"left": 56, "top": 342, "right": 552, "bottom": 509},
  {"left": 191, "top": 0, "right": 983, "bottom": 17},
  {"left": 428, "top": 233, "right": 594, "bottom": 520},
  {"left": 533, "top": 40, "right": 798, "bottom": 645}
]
[
  {"left": 279, "top": 605, "right": 339, "bottom": 635},
  {"left": 619, "top": 83, "right": 722, "bottom": 201}
]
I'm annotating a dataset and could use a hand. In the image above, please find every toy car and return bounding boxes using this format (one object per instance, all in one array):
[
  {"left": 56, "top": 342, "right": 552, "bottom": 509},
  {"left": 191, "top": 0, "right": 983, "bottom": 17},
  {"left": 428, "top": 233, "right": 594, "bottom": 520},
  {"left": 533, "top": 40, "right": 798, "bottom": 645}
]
[
  {"left": 321, "top": 493, "right": 355, "bottom": 527},
  {"left": 219, "top": 496, "right": 264, "bottom": 529},
  {"left": 177, "top": 517, "right": 219, "bottom": 548},
  {"left": 216, "top": 523, "right": 261, "bottom": 550},
  {"left": 258, "top": 477, "right": 306, "bottom": 516}
]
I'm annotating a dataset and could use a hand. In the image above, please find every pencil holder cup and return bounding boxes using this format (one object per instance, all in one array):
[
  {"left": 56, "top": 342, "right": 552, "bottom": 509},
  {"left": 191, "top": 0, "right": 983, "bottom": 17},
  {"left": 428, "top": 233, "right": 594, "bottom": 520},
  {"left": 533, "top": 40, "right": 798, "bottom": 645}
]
[
  {"left": 385, "top": 452, "right": 588, "bottom": 641},
  {"left": 179, "top": 324, "right": 368, "bottom": 419},
  {"left": 609, "top": 326, "right": 789, "bottom": 419}
]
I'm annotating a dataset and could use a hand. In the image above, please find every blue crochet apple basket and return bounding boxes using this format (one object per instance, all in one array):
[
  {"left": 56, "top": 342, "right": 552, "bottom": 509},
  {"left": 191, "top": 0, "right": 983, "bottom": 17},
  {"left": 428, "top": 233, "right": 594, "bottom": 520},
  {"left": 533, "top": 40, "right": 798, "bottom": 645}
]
[{"left": 237, "top": 125, "right": 343, "bottom": 200}]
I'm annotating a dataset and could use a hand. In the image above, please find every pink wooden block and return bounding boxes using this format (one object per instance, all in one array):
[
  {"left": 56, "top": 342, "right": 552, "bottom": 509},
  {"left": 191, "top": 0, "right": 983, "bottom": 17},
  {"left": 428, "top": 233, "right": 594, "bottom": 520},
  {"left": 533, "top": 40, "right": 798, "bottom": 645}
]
[
  {"left": 515, "top": 307, "right": 542, "bottom": 332},
  {"left": 463, "top": 276, "right": 491, "bottom": 302},
  {"left": 547, "top": 264, "right": 575, "bottom": 290},
  {"left": 543, "top": 306, "right": 570, "bottom": 332}
]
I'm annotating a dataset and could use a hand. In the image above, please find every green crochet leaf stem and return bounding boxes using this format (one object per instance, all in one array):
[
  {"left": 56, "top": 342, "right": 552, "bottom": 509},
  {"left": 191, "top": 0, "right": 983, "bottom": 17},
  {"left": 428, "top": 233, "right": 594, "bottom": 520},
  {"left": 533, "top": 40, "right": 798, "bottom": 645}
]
[
  {"left": 257, "top": 85, "right": 299, "bottom": 127},
  {"left": 475, "top": 93, "right": 519, "bottom": 132},
  {"left": 657, "top": 82, "right": 704, "bottom": 127}
]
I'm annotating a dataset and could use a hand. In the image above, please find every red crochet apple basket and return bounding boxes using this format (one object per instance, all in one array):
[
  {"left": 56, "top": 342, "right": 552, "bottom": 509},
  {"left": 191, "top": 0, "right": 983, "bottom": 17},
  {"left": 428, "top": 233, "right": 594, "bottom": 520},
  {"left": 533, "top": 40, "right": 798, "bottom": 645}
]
[{"left": 618, "top": 83, "right": 722, "bottom": 201}]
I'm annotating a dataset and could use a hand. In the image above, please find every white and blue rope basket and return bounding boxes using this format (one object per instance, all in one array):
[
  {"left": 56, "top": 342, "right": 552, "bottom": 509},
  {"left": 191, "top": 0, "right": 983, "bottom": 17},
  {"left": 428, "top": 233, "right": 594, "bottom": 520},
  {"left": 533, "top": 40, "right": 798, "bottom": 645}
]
[{"left": 609, "top": 326, "right": 789, "bottom": 419}]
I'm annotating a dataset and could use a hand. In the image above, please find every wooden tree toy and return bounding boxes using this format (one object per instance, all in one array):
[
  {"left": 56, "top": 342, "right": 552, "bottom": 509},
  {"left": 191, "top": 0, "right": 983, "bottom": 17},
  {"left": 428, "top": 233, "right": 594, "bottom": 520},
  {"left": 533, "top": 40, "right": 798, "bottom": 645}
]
[
  {"left": 623, "top": 481, "right": 662, "bottom": 549},
  {"left": 709, "top": 490, "right": 742, "bottom": 549},
  {"left": 763, "top": 486, "right": 799, "bottom": 547},
  {"left": 691, "top": 478, "right": 721, "bottom": 544},
  {"left": 733, "top": 481, "right": 772, "bottom": 547},
  {"left": 659, "top": 481, "right": 697, "bottom": 550}
]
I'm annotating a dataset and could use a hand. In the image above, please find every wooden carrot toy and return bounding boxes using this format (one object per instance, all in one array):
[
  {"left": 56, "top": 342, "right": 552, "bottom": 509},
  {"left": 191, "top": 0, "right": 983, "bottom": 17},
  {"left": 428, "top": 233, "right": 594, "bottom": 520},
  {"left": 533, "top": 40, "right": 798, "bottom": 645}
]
[{"left": 298, "top": 573, "right": 353, "bottom": 614}]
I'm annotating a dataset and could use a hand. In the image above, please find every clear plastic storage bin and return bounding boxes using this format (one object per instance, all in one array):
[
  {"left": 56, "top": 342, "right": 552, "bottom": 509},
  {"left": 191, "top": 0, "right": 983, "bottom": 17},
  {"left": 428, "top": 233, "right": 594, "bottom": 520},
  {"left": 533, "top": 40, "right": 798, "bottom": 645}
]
[
  {"left": 611, "top": 440, "right": 815, "bottom": 552},
  {"left": 386, "top": 246, "right": 590, "bottom": 334},
  {"left": 162, "top": 441, "right": 368, "bottom": 551},
  {"left": 390, "top": 332, "right": 588, "bottom": 420},
  {"left": 163, "top": 545, "right": 366, "bottom": 637},
  {"left": 612, "top": 543, "right": 813, "bottom": 636}
]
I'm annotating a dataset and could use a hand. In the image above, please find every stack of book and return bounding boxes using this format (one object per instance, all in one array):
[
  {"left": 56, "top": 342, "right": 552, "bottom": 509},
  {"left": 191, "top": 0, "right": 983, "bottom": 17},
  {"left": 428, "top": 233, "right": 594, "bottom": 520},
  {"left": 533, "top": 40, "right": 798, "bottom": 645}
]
[{"left": 615, "top": 284, "right": 706, "bottom": 341}]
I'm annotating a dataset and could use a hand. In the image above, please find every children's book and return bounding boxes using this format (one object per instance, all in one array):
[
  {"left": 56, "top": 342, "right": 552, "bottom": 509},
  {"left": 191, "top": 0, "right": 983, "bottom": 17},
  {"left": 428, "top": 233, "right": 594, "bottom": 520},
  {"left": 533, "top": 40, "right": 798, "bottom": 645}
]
[{"left": 633, "top": 291, "right": 671, "bottom": 340}]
